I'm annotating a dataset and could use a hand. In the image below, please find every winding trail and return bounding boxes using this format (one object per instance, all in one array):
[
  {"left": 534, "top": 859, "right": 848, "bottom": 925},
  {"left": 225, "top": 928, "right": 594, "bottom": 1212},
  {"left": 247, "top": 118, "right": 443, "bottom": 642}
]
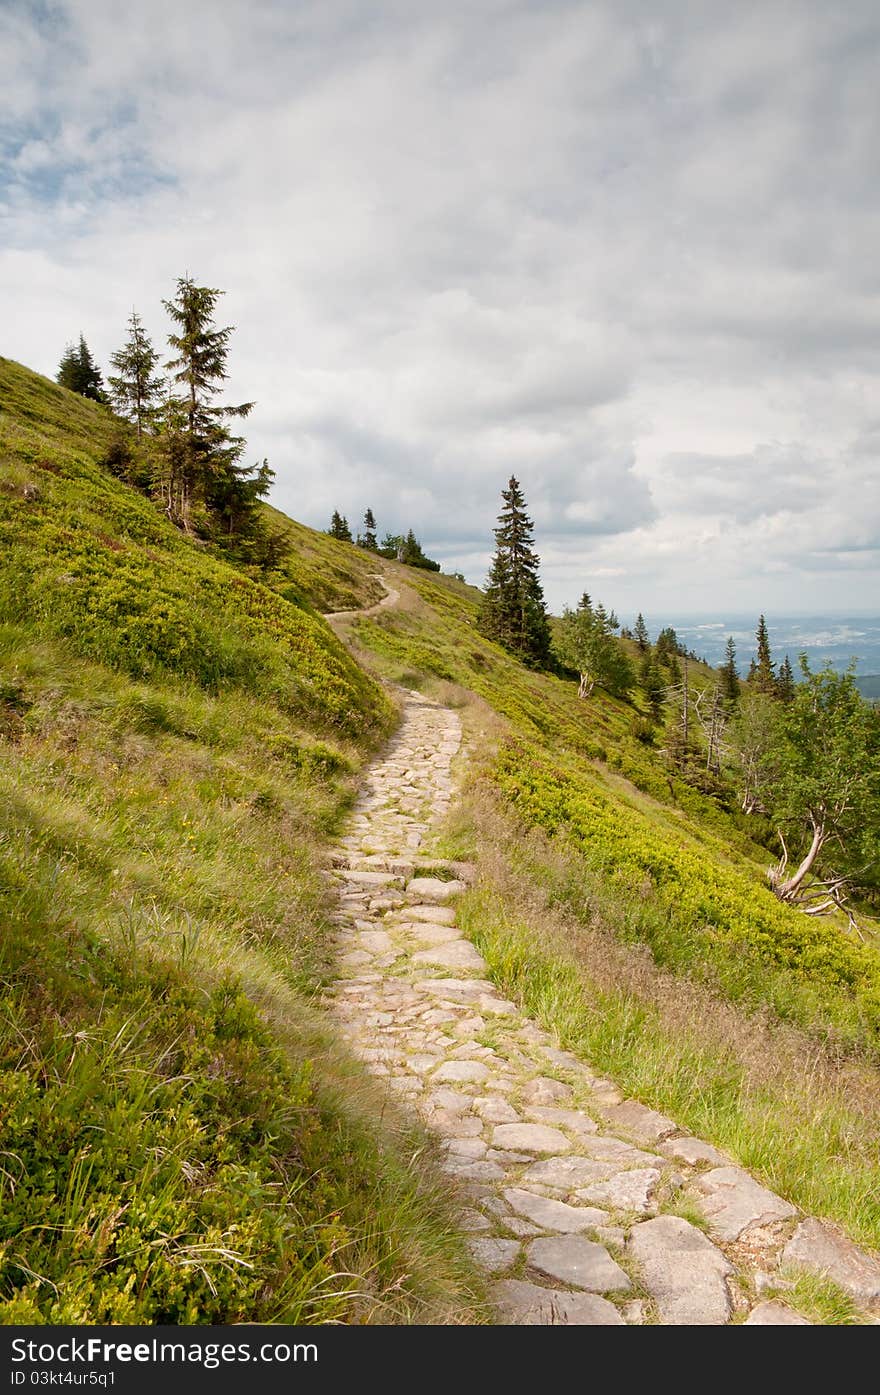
[
  {"left": 321, "top": 585, "right": 880, "bottom": 1325},
  {"left": 324, "top": 574, "right": 400, "bottom": 624}
]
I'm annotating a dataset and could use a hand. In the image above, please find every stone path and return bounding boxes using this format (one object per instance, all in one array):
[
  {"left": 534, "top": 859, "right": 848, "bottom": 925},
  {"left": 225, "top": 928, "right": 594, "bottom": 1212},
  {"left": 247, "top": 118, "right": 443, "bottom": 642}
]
[{"left": 322, "top": 688, "right": 880, "bottom": 1325}]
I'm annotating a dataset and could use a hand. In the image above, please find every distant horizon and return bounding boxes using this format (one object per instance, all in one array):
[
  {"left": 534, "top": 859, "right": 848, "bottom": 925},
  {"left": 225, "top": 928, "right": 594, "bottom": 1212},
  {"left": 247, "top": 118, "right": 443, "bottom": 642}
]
[
  {"left": 618, "top": 608, "right": 880, "bottom": 622},
  {"left": 607, "top": 609, "right": 880, "bottom": 677}
]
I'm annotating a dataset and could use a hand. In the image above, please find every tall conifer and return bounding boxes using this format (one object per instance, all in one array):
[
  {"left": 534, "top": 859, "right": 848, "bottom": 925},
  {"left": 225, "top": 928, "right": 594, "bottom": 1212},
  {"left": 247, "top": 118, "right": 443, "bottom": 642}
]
[
  {"left": 360, "top": 508, "right": 378, "bottom": 550},
  {"left": 159, "top": 277, "right": 254, "bottom": 532},
  {"left": 749, "top": 615, "right": 776, "bottom": 693},
  {"left": 777, "top": 653, "right": 796, "bottom": 703},
  {"left": 108, "top": 311, "right": 164, "bottom": 439},
  {"left": 478, "top": 477, "right": 551, "bottom": 667},
  {"left": 720, "top": 635, "right": 740, "bottom": 706}
]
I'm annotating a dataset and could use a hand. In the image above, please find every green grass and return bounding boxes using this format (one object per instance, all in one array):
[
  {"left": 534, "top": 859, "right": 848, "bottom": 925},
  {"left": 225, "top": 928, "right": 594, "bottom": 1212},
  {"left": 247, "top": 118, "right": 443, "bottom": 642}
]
[
  {"left": 450, "top": 793, "right": 880, "bottom": 1254},
  {"left": 260, "top": 504, "right": 388, "bottom": 614},
  {"left": 4, "top": 349, "right": 880, "bottom": 1316},
  {"left": 0, "top": 358, "right": 393, "bottom": 739},
  {"left": 0, "top": 633, "right": 483, "bottom": 1325},
  {"left": 0, "top": 358, "right": 486, "bottom": 1325},
  {"left": 492, "top": 740, "right": 880, "bottom": 1054},
  {"left": 767, "top": 1273, "right": 869, "bottom": 1325}
]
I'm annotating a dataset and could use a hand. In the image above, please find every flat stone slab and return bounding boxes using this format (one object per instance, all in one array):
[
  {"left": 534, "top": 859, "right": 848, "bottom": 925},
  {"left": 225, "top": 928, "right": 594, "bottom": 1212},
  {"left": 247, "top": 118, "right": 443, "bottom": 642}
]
[
  {"left": 419, "top": 977, "right": 496, "bottom": 1001},
  {"left": 504, "top": 1189, "right": 608, "bottom": 1234},
  {"left": 341, "top": 870, "right": 403, "bottom": 887},
  {"left": 406, "top": 877, "right": 467, "bottom": 902},
  {"left": 522, "top": 1156, "right": 621, "bottom": 1190},
  {"left": 503, "top": 1217, "right": 542, "bottom": 1238},
  {"left": 492, "top": 1123, "right": 572, "bottom": 1154},
  {"left": 689, "top": 1167, "right": 797, "bottom": 1241},
  {"left": 412, "top": 941, "right": 488, "bottom": 971},
  {"left": 521, "top": 1077, "right": 572, "bottom": 1106},
  {"left": 444, "top": 1137, "right": 488, "bottom": 1159},
  {"left": 432, "top": 1059, "right": 492, "bottom": 1084},
  {"left": 442, "top": 1158, "right": 506, "bottom": 1182},
  {"left": 577, "top": 1167, "right": 661, "bottom": 1215},
  {"left": 474, "top": 1097, "right": 521, "bottom": 1124},
  {"left": 406, "top": 924, "right": 461, "bottom": 945},
  {"left": 661, "top": 1137, "right": 733, "bottom": 1168},
  {"left": 599, "top": 1099, "right": 679, "bottom": 1144},
  {"left": 355, "top": 930, "right": 393, "bottom": 953},
  {"left": 492, "top": 1280, "right": 625, "bottom": 1326},
  {"left": 525, "top": 1106, "right": 598, "bottom": 1136},
  {"left": 527, "top": 1236, "right": 631, "bottom": 1293},
  {"left": 401, "top": 905, "right": 458, "bottom": 924},
  {"left": 628, "top": 1215, "right": 733, "bottom": 1325},
  {"left": 782, "top": 1218, "right": 880, "bottom": 1303},
  {"left": 745, "top": 1301, "right": 810, "bottom": 1325},
  {"left": 461, "top": 1210, "right": 493, "bottom": 1232},
  {"left": 541, "top": 1047, "right": 584, "bottom": 1071},
  {"left": 468, "top": 1238, "right": 520, "bottom": 1272},
  {"left": 428, "top": 1109, "right": 484, "bottom": 1137},
  {"left": 339, "top": 950, "right": 372, "bottom": 967},
  {"left": 424, "top": 1087, "right": 473, "bottom": 1113},
  {"left": 572, "top": 1136, "right": 661, "bottom": 1168},
  {"left": 475, "top": 994, "right": 518, "bottom": 1016}
]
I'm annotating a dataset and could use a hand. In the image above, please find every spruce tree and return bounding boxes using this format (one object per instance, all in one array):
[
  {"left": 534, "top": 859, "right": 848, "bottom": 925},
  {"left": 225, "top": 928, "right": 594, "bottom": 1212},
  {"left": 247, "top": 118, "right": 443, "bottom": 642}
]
[
  {"left": 634, "top": 613, "right": 650, "bottom": 652},
  {"left": 720, "top": 635, "right": 740, "bottom": 706},
  {"left": 777, "top": 654, "right": 796, "bottom": 703},
  {"left": 360, "top": 508, "right": 378, "bottom": 550},
  {"left": 206, "top": 456, "right": 275, "bottom": 546},
  {"left": 478, "top": 477, "right": 551, "bottom": 667},
  {"left": 640, "top": 652, "right": 665, "bottom": 721},
  {"left": 749, "top": 614, "right": 776, "bottom": 694},
  {"left": 56, "top": 335, "right": 106, "bottom": 402},
  {"left": 159, "top": 277, "right": 254, "bottom": 532},
  {"left": 107, "top": 311, "right": 164, "bottom": 439},
  {"left": 328, "top": 511, "right": 353, "bottom": 541},
  {"left": 655, "top": 627, "right": 680, "bottom": 667}
]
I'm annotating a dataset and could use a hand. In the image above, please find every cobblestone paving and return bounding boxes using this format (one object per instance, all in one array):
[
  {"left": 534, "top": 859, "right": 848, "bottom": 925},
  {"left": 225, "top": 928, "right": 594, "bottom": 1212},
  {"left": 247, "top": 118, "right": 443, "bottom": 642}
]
[{"left": 323, "top": 690, "right": 880, "bottom": 1325}]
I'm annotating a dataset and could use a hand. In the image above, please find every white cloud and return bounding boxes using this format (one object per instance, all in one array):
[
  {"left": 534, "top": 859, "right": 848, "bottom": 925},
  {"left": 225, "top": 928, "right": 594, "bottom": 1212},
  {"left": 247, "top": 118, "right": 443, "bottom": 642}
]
[{"left": 1, "top": 0, "right": 879, "bottom": 616}]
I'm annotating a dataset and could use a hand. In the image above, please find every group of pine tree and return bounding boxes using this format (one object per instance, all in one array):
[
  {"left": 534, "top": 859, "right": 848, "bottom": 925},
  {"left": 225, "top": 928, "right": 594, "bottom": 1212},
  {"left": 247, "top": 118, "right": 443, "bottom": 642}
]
[
  {"left": 476, "top": 476, "right": 878, "bottom": 927},
  {"left": 56, "top": 284, "right": 274, "bottom": 563},
  {"left": 326, "top": 508, "right": 440, "bottom": 571}
]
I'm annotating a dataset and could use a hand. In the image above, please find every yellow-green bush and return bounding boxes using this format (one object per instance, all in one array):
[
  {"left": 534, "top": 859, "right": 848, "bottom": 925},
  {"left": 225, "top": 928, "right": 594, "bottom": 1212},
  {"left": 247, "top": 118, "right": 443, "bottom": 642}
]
[{"left": 494, "top": 741, "right": 880, "bottom": 1051}]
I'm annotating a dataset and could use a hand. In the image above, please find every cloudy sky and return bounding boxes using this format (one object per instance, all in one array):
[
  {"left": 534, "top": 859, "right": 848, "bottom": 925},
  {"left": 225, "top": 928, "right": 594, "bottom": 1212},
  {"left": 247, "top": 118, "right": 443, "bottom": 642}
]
[{"left": 3, "top": 0, "right": 879, "bottom": 618}]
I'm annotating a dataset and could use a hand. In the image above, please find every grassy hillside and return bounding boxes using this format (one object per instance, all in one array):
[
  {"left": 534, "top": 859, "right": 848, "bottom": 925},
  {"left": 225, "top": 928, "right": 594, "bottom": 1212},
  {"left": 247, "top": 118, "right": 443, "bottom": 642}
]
[
  {"left": 0, "top": 358, "right": 484, "bottom": 1324},
  {"left": 2, "top": 352, "right": 878, "bottom": 1315},
  {"left": 260, "top": 503, "right": 388, "bottom": 614},
  {"left": 339, "top": 563, "right": 880, "bottom": 1250}
]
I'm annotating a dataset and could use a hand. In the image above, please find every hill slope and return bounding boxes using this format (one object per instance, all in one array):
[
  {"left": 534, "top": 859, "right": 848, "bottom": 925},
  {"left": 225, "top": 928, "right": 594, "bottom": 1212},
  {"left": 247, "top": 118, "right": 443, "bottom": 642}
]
[
  {"left": 0, "top": 358, "right": 483, "bottom": 1324},
  {"left": 1, "top": 354, "right": 878, "bottom": 1321}
]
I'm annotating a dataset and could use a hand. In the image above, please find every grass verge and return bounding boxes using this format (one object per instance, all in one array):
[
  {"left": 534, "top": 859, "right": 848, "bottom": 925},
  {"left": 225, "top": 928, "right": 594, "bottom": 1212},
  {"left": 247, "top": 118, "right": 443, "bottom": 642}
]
[{"left": 450, "top": 787, "right": 880, "bottom": 1255}]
